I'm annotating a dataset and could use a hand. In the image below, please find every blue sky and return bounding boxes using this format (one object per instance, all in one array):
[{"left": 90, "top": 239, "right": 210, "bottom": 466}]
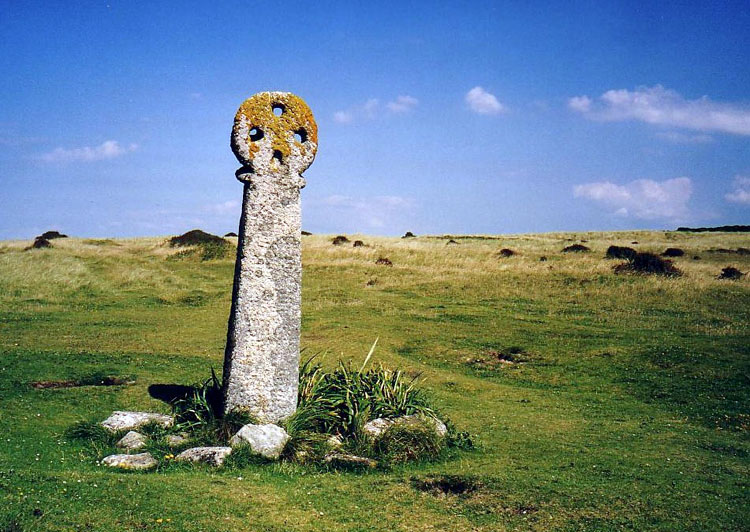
[{"left": 1, "top": 0, "right": 748, "bottom": 239}]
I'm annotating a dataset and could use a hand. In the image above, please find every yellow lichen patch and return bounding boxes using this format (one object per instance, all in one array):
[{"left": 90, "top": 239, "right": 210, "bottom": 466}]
[{"left": 233, "top": 92, "right": 317, "bottom": 165}]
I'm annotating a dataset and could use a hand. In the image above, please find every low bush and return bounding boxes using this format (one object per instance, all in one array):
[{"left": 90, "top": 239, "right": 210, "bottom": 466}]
[
  {"left": 498, "top": 248, "right": 515, "bottom": 257},
  {"left": 614, "top": 252, "right": 681, "bottom": 276},
  {"left": 606, "top": 245, "right": 636, "bottom": 260},
  {"left": 718, "top": 267, "right": 744, "bottom": 280},
  {"left": 662, "top": 247, "right": 685, "bottom": 257},
  {"left": 562, "top": 244, "right": 590, "bottom": 253}
]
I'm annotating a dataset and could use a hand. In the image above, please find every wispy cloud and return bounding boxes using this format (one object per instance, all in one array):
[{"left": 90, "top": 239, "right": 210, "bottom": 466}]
[
  {"left": 568, "top": 85, "right": 750, "bottom": 136},
  {"left": 314, "top": 194, "right": 415, "bottom": 229},
  {"left": 333, "top": 95, "right": 418, "bottom": 124},
  {"left": 655, "top": 131, "right": 714, "bottom": 144},
  {"left": 465, "top": 86, "right": 506, "bottom": 115},
  {"left": 204, "top": 199, "right": 241, "bottom": 215},
  {"left": 725, "top": 175, "right": 750, "bottom": 205},
  {"left": 40, "top": 140, "right": 138, "bottom": 163},
  {"left": 574, "top": 177, "right": 693, "bottom": 221},
  {"left": 386, "top": 95, "right": 419, "bottom": 113}
]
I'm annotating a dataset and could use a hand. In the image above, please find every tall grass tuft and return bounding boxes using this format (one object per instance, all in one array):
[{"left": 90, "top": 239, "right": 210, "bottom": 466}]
[{"left": 287, "top": 354, "right": 435, "bottom": 439}]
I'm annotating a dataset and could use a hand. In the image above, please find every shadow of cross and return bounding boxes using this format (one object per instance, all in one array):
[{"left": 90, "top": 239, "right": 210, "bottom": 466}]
[{"left": 222, "top": 92, "right": 318, "bottom": 422}]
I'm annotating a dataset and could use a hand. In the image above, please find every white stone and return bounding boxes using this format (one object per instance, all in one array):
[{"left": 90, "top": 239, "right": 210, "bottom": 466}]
[
  {"left": 116, "top": 431, "right": 147, "bottom": 451},
  {"left": 363, "top": 415, "right": 448, "bottom": 439},
  {"left": 166, "top": 434, "right": 189, "bottom": 448},
  {"left": 175, "top": 447, "right": 232, "bottom": 467},
  {"left": 327, "top": 434, "right": 343, "bottom": 449},
  {"left": 100, "top": 411, "right": 172, "bottom": 433},
  {"left": 102, "top": 452, "right": 157, "bottom": 470},
  {"left": 222, "top": 92, "right": 318, "bottom": 423},
  {"left": 229, "top": 423, "right": 289, "bottom": 459}
]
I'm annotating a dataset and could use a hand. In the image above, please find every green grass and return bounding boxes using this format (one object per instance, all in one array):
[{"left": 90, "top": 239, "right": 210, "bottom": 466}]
[{"left": 0, "top": 231, "right": 748, "bottom": 531}]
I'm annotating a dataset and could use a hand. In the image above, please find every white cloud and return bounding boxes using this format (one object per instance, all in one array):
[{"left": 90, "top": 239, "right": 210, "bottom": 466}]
[
  {"left": 333, "top": 111, "right": 353, "bottom": 124},
  {"left": 204, "top": 199, "right": 241, "bottom": 215},
  {"left": 655, "top": 131, "right": 714, "bottom": 144},
  {"left": 465, "top": 86, "right": 506, "bottom": 115},
  {"left": 725, "top": 175, "right": 750, "bottom": 205},
  {"left": 40, "top": 140, "right": 137, "bottom": 163},
  {"left": 567, "top": 95, "right": 591, "bottom": 113},
  {"left": 569, "top": 85, "right": 750, "bottom": 136},
  {"left": 334, "top": 95, "right": 418, "bottom": 124},
  {"left": 386, "top": 95, "right": 419, "bottom": 113},
  {"left": 316, "top": 194, "right": 415, "bottom": 229},
  {"left": 574, "top": 177, "right": 693, "bottom": 220}
]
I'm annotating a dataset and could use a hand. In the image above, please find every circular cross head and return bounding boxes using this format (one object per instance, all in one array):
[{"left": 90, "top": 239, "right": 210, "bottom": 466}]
[{"left": 231, "top": 92, "right": 318, "bottom": 182}]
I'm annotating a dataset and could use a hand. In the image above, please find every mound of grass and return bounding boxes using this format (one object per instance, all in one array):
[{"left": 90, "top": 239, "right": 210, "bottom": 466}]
[
  {"left": 718, "top": 266, "right": 744, "bottom": 280},
  {"left": 662, "top": 247, "right": 685, "bottom": 257},
  {"left": 38, "top": 230, "right": 68, "bottom": 239},
  {"left": 562, "top": 244, "right": 590, "bottom": 252},
  {"left": 374, "top": 418, "right": 443, "bottom": 465},
  {"left": 169, "top": 229, "right": 225, "bottom": 247},
  {"left": 605, "top": 245, "right": 637, "bottom": 260},
  {"left": 167, "top": 230, "right": 230, "bottom": 261},
  {"left": 614, "top": 252, "right": 682, "bottom": 276}
]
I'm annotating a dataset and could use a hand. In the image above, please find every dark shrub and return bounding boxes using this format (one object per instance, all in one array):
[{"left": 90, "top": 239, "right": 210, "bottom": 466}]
[
  {"left": 718, "top": 267, "right": 744, "bottom": 280},
  {"left": 446, "top": 239, "right": 458, "bottom": 245},
  {"left": 499, "top": 248, "right": 515, "bottom": 257},
  {"left": 332, "top": 235, "right": 350, "bottom": 245},
  {"left": 614, "top": 252, "right": 681, "bottom": 276},
  {"left": 353, "top": 240, "right": 364, "bottom": 247},
  {"left": 662, "top": 248, "right": 685, "bottom": 257},
  {"left": 539, "top": 256, "right": 547, "bottom": 262},
  {"left": 169, "top": 229, "right": 225, "bottom": 247},
  {"left": 562, "top": 244, "right": 590, "bottom": 253},
  {"left": 402, "top": 231, "right": 416, "bottom": 238},
  {"left": 606, "top": 245, "right": 637, "bottom": 260},
  {"left": 39, "top": 230, "right": 67, "bottom": 239},
  {"left": 29, "top": 237, "right": 52, "bottom": 249},
  {"left": 301, "top": 230, "right": 312, "bottom": 236},
  {"left": 376, "top": 257, "right": 393, "bottom": 266},
  {"left": 224, "top": 232, "right": 237, "bottom": 237}
]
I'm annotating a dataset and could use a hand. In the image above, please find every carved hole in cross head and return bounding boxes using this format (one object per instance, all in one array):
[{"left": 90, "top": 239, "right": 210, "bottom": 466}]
[
  {"left": 294, "top": 128, "right": 307, "bottom": 143},
  {"left": 249, "top": 127, "right": 264, "bottom": 142},
  {"left": 272, "top": 150, "right": 284, "bottom": 163},
  {"left": 272, "top": 104, "right": 285, "bottom": 116}
]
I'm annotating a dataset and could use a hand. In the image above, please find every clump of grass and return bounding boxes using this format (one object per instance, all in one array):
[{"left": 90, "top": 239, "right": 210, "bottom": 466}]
[
  {"left": 375, "top": 419, "right": 443, "bottom": 465},
  {"left": 67, "top": 420, "right": 115, "bottom": 444},
  {"left": 562, "top": 244, "right": 590, "bottom": 252},
  {"left": 167, "top": 230, "right": 230, "bottom": 261},
  {"left": 171, "top": 369, "right": 253, "bottom": 443},
  {"left": 606, "top": 245, "right": 636, "bottom": 260},
  {"left": 614, "top": 252, "right": 681, "bottom": 276},
  {"left": 289, "top": 355, "right": 435, "bottom": 438},
  {"left": 718, "top": 266, "right": 744, "bottom": 280}
]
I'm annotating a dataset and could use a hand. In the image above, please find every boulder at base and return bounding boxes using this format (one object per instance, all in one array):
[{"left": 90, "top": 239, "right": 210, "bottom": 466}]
[
  {"left": 116, "top": 431, "right": 148, "bottom": 451},
  {"left": 101, "top": 411, "right": 173, "bottom": 433},
  {"left": 229, "top": 423, "right": 289, "bottom": 459},
  {"left": 175, "top": 447, "right": 232, "bottom": 467},
  {"left": 102, "top": 452, "right": 157, "bottom": 470},
  {"left": 363, "top": 415, "right": 447, "bottom": 439}
]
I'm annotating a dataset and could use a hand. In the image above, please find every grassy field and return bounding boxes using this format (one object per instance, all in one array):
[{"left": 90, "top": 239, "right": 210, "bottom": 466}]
[{"left": 0, "top": 230, "right": 748, "bottom": 531}]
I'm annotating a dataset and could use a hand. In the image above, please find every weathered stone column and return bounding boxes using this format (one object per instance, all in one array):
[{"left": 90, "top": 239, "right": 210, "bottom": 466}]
[{"left": 222, "top": 92, "right": 317, "bottom": 422}]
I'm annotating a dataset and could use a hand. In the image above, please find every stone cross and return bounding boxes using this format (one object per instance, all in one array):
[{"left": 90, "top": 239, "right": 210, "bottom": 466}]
[{"left": 222, "top": 92, "right": 317, "bottom": 422}]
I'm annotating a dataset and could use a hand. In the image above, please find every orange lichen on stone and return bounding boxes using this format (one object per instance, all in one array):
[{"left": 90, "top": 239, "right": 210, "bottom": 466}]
[{"left": 233, "top": 92, "right": 317, "bottom": 164}]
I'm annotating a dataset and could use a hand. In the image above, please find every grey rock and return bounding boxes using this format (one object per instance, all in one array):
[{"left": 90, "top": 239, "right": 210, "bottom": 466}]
[
  {"left": 327, "top": 434, "right": 343, "bottom": 449},
  {"left": 102, "top": 452, "right": 157, "bottom": 470},
  {"left": 165, "top": 434, "right": 189, "bottom": 448},
  {"left": 116, "top": 431, "right": 147, "bottom": 451},
  {"left": 175, "top": 446, "right": 232, "bottom": 467},
  {"left": 100, "top": 411, "right": 172, "bottom": 433},
  {"left": 324, "top": 453, "right": 377, "bottom": 469},
  {"left": 229, "top": 423, "right": 289, "bottom": 459},
  {"left": 363, "top": 415, "right": 448, "bottom": 439},
  {"left": 222, "top": 92, "right": 318, "bottom": 423}
]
